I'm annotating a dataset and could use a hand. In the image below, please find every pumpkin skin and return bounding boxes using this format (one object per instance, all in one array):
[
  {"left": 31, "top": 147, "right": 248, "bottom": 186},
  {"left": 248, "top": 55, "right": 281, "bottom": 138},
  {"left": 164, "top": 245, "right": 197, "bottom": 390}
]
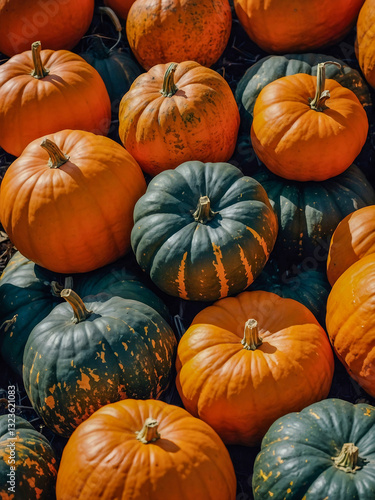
[
  {"left": 233, "top": 0, "right": 365, "bottom": 54},
  {"left": 0, "top": 43, "right": 111, "bottom": 157},
  {"left": 55, "top": 399, "right": 237, "bottom": 500},
  {"left": 0, "top": 415, "right": 58, "bottom": 499},
  {"left": 131, "top": 161, "right": 278, "bottom": 301},
  {"left": 356, "top": 0, "right": 375, "bottom": 89},
  {"left": 251, "top": 67, "right": 369, "bottom": 181},
  {"left": 23, "top": 291, "right": 177, "bottom": 437},
  {"left": 252, "top": 398, "right": 375, "bottom": 500},
  {"left": 119, "top": 61, "right": 240, "bottom": 176},
  {"left": 126, "top": 0, "right": 232, "bottom": 70},
  {"left": 327, "top": 205, "right": 375, "bottom": 286},
  {"left": 0, "top": 251, "right": 170, "bottom": 375},
  {"left": 0, "top": 129, "right": 147, "bottom": 273},
  {"left": 176, "top": 290, "right": 334, "bottom": 446},
  {"left": 326, "top": 253, "right": 375, "bottom": 398},
  {"left": 0, "top": 0, "right": 94, "bottom": 57}
]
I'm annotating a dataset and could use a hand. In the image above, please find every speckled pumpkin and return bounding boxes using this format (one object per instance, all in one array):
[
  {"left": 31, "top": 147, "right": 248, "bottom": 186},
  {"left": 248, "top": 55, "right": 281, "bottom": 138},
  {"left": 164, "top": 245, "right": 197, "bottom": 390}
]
[{"left": 356, "top": 0, "right": 375, "bottom": 89}]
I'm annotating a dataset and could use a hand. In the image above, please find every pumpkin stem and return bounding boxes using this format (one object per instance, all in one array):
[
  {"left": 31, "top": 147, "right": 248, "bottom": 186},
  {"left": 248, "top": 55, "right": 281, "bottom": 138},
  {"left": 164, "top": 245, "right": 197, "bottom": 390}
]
[
  {"left": 333, "top": 443, "right": 361, "bottom": 472},
  {"left": 60, "top": 289, "right": 93, "bottom": 323},
  {"left": 192, "top": 196, "right": 217, "bottom": 223},
  {"left": 31, "top": 41, "right": 50, "bottom": 79},
  {"left": 97, "top": 6, "right": 122, "bottom": 52},
  {"left": 51, "top": 277, "right": 74, "bottom": 297},
  {"left": 161, "top": 63, "right": 178, "bottom": 97},
  {"left": 136, "top": 418, "right": 161, "bottom": 444},
  {"left": 309, "top": 61, "right": 341, "bottom": 111},
  {"left": 0, "top": 315, "right": 18, "bottom": 333},
  {"left": 242, "top": 319, "right": 263, "bottom": 350},
  {"left": 40, "top": 139, "right": 70, "bottom": 168}
]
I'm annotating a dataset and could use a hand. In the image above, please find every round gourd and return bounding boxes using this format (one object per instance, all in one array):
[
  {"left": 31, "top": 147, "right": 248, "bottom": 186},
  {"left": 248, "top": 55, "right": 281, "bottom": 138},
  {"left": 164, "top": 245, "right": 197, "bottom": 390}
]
[
  {"left": 253, "top": 399, "right": 375, "bottom": 499},
  {"left": 0, "top": 42, "right": 111, "bottom": 157},
  {"left": 131, "top": 161, "right": 278, "bottom": 301},
  {"left": 56, "top": 399, "right": 237, "bottom": 500},
  {"left": 23, "top": 290, "right": 177, "bottom": 437},
  {"left": 0, "top": 129, "right": 147, "bottom": 273},
  {"left": 356, "top": 0, "right": 375, "bottom": 89},
  {"left": 119, "top": 61, "right": 240, "bottom": 176},
  {"left": 176, "top": 290, "right": 334, "bottom": 446}
]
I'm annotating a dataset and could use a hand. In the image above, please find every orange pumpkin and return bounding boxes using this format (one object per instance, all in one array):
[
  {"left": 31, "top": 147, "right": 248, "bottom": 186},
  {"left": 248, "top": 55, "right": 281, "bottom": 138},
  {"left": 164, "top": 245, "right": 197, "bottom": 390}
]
[
  {"left": 0, "top": 129, "right": 147, "bottom": 273},
  {"left": 119, "top": 61, "right": 240, "bottom": 176},
  {"left": 176, "top": 290, "right": 334, "bottom": 446},
  {"left": 56, "top": 399, "right": 237, "bottom": 500},
  {"left": 327, "top": 205, "right": 375, "bottom": 286},
  {"left": 326, "top": 253, "right": 375, "bottom": 398},
  {"left": 251, "top": 61, "right": 368, "bottom": 181},
  {"left": 356, "top": 0, "right": 375, "bottom": 88},
  {"left": 234, "top": 0, "right": 365, "bottom": 54},
  {"left": 0, "top": 0, "right": 94, "bottom": 56},
  {"left": 0, "top": 41, "right": 111, "bottom": 157},
  {"left": 126, "top": 0, "right": 232, "bottom": 70}
]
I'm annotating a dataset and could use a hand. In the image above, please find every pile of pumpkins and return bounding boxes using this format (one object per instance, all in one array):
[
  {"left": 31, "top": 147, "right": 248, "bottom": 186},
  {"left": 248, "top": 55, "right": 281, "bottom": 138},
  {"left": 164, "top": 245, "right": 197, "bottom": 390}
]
[{"left": 1, "top": 0, "right": 375, "bottom": 499}]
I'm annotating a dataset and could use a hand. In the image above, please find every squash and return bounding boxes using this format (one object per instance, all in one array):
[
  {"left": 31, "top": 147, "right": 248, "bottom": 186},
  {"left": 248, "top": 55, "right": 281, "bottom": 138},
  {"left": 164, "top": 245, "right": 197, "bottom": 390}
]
[
  {"left": 0, "top": 0, "right": 94, "bottom": 57},
  {"left": 55, "top": 399, "right": 237, "bottom": 500},
  {"left": 0, "top": 42, "right": 111, "bottom": 157},
  {"left": 131, "top": 161, "right": 278, "bottom": 301},
  {"left": 23, "top": 290, "right": 177, "bottom": 437},
  {"left": 176, "top": 290, "right": 334, "bottom": 446},
  {"left": 0, "top": 129, "right": 147, "bottom": 273},
  {"left": 119, "top": 61, "right": 240, "bottom": 176},
  {"left": 356, "top": 0, "right": 375, "bottom": 89},
  {"left": 252, "top": 398, "right": 375, "bottom": 499},
  {"left": 251, "top": 61, "right": 369, "bottom": 181},
  {"left": 126, "top": 0, "right": 232, "bottom": 70},
  {"left": 0, "top": 415, "right": 58, "bottom": 499}
]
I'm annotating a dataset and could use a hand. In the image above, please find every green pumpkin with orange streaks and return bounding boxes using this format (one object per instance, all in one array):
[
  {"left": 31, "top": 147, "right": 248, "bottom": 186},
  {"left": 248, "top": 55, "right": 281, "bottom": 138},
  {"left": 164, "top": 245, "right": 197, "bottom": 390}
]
[
  {"left": 131, "top": 161, "right": 278, "bottom": 301},
  {"left": 22, "top": 290, "right": 177, "bottom": 438}
]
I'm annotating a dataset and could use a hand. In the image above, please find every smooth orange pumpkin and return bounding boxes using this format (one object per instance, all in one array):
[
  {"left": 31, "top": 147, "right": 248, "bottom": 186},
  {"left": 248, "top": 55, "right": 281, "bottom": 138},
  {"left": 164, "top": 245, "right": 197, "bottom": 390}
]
[
  {"left": 126, "top": 0, "right": 232, "bottom": 70},
  {"left": 56, "top": 399, "right": 237, "bottom": 500},
  {"left": 251, "top": 61, "right": 368, "bottom": 181},
  {"left": 234, "top": 0, "right": 365, "bottom": 54},
  {"left": 356, "top": 0, "right": 375, "bottom": 88},
  {"left": 176, "top": 290, "right": 334, "bottom": 446},
  {"left": 119, "top": 61, "right": 240, "bottom": 176},
  {"left": 327, "top": 205, "right": 375, "bottom": 286},
  {"left": 0, "top": 129, "right": 147, "bottom": 273},
  {"left": 0, "top": 41, "right": 111, "bottom": 157},
  {"left": 0, "top": 0, "right": 94, "bottom": 56},
  {"left": 326, "top": 253, "right": 375, "bottom": 398}
]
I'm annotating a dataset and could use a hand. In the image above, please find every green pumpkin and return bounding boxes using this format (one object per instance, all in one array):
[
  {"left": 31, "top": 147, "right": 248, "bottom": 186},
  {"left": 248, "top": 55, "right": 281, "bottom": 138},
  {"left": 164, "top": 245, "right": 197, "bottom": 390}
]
[
  {"left": 131, "top": 161, "right": 278, "bottom": 302},
  {"left": 0, "top": 415, "right": 57, "bottom": 499},
  {"left": 253, "top": 398, "right": 375, "bottom": 499},
  {"left": 0, "top": 252, "right": 170, "bottom": 376},
  {"left": 23, "top": 290, "right": 177, "bottom": 437}
]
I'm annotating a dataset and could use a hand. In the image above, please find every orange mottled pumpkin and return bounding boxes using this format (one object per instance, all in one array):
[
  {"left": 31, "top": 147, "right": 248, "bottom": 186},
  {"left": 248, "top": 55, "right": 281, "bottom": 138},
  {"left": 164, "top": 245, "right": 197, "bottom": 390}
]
[{"left": 356, "top": 0, "right": 375, "bottom": 89}]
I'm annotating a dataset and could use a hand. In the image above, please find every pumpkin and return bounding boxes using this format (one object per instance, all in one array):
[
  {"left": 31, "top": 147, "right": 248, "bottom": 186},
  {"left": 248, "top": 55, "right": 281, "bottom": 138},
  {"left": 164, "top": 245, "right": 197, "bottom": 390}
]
[
  {"left": 55, "top": 399, "right": 237, "bottom": 500},
  {"left": 327, "top": 205, "right": 375, "bottom": 286},
  {"left": 0, "top": 251, "right": 170, "bottom": 375},
  {"left": 176, "top": 290, "right": 334, "bottom": 446},
  {"left": 103, "top": 0, "right": 136, "bottom": 20},
  {"left": 252, "top": 164, "right": 375, "bottom": 268},
  {"left": 0, "top": 0, "right": 94, "bottom": 57},
  {"left": 0, "top": 415, "right": 58, "bottom": 499},
  {"left": 326, "top": 253, "right": 375, "bottom": 398},
  {"left": 233, "top": 0, "right": 365, "bottom": 54},
  {"left": 23, "top": 289, "right": 177, "bottom": 437},
  {"left": 131, "top": 161, "right": 278, "bottom": 301},
  {"left": 356, "top": 0, "right": 375, "bottom": 89},
  {"left": 251, "top": 61, "right": 369, "bottom": 181},
  {"left": 119, "top": 61, "right": 240, "bottom": 176},
  {"left": 0, "top": 129, "right": 147, "bottom": 273},
  {"left": 125, "top": 0, "right": 232, "bottom": 70},
  {"left": 0, "top": 42, "right": 111, "bottom": 157},
  {"left": 252, "top": 398, "right": 375, "bottom": 499}
]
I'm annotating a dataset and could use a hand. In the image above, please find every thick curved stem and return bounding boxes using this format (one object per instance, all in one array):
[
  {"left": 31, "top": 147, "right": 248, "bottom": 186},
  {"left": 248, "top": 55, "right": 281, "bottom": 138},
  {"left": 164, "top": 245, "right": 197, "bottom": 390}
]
[
  {"left": 241, "top": 319, "right": 263, "bottom": 350},
  {"left": 60, "top": 289, "right": 92, "bottom": 323},
  {"left": 192, "top": 196, "right": 217, "bottom": 223},
  {"left": 161, "top": 63, "right": 178, "bottom": 97},
  {"left": 309, "top": 61, "right": 341, "bottom": 111},
  {"left": 333, "top": 443, "right": 360, "bottom": 472},
  {"left": 31, "top": 41, "right": 49, "bottom": 79},
  {"left": 136, "top": 418, "right": 160, "bottom": 444},
  {"left": 40, "top": 139, "right": 70, "bottom": 169}
]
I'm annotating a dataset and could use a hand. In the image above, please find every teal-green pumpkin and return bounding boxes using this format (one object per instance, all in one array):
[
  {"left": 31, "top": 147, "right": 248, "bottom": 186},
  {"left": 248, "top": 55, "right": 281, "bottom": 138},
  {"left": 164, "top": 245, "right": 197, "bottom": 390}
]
[
  {"left": 23, "top": 290, "right": 177, "bottom": 437},
  {"left": 253, "top": 398, "right": 375, "bottom": 499},
  {"left": 0, "top": 415, "right": 58, "bottom": 499},
  {"left": 0, "top": 252, "right": 169, "bottom": 376},
  {"left": 252, "top": 164, "right": 375, "bottom": 268},
  {"left": 131, "top": 161, "right": 278, "bottom": 301}
]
